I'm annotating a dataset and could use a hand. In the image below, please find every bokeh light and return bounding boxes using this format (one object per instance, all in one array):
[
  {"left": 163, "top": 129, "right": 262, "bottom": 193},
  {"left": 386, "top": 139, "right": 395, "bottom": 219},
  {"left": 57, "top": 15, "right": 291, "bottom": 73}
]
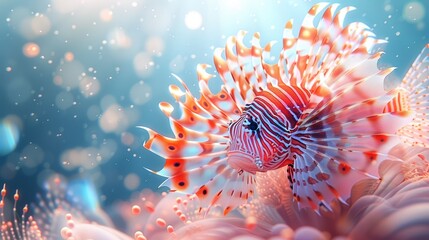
[
  {"left": 121, "top": 132, "right": 135, "bottom": 146},
  {"left": 52, "top": 0, "right": 80, "bottom": 14},
  {"left": 55, "top": 91, "right": 75, "bottom": 110},
  {"left": 99, "top": 8, "right": 113, "bottom": 22},
  {"left": 87, "top": 105, "right": 102, "bottom": 121},
  {"left": 108, "top": 29, "right": 132, "bottom": 49},
  {"left": 124, "top": 173, "right": 140, "bottom": 191},
  {"left": 145, "top": 36, "right": 164, "bottom": 56},
  {"left": 64, "top": 52, "right": 75, "bottom": 62},
  {"left": 22, "top": 42, "right": 40, "bottom": 58},
  {"left": 133, "top": 52, "right": 155, "bottom": 77},
  {"left": 184, "top": 11, "right": 203, "bottom": 30},
  {"left": 0, "top": 117, "right": 20, "bottom": 156},
  {"left": 53, "top": 61, "right": 85, "bottom": 89},
  {"left": 30, "top": 14, "right": 51, "bottom": 37},
  {"left": 403, "top": 1, "right": 425, "bottom": 23},
  {"left": 169, "top": 55, "right": 186, "bottom": 73},
  {"left": 79, "top": 76, "right": 101, "bottom": 97},
  {"left": 129, "top": 81, "right": 152, "bottom": 105},
  {"left": 99, "top": 104, "right": 138, "bottom": 134},
  {"left": 60, "top": 139, "right": 117, "bottom": 170},
  {"left": 20, "top": 143, "right": 44, "bottom": 169}
]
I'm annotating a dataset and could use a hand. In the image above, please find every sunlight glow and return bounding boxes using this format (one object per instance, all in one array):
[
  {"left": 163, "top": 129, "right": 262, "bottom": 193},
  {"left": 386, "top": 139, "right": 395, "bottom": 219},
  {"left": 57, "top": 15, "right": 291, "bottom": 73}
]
[{"left": 184, "top": 11, "right": 203, "bottom": 30}]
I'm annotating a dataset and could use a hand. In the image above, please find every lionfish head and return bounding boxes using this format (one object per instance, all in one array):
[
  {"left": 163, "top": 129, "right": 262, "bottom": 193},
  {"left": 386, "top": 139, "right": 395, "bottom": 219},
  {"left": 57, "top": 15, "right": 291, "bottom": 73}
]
[{"left": 227, "top": 96, "right": 294, "bottom": 174}]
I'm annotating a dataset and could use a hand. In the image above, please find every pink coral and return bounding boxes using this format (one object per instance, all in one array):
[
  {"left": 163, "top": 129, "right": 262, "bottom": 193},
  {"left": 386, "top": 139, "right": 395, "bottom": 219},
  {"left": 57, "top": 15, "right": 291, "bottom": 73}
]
[
  {"left": 2, "top": 143, "right": 429, "bottom": 240},
  {"left": 106, "top": 144, "right": 429, "bottom": 239}
]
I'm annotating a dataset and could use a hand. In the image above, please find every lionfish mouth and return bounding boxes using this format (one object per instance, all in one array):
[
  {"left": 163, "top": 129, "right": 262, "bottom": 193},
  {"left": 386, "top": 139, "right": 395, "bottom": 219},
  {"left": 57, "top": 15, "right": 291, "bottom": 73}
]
[{"left": 227, "top": 150, "right": 263, "bottom": 174}]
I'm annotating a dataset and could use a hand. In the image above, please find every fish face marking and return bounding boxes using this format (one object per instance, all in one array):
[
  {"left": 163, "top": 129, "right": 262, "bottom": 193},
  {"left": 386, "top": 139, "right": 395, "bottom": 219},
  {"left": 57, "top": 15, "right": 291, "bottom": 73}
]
[
  {"left": 227, "top": 98, "right": 292, "bottom": 174},
  {"left": 243, "top": 115, "right": 260, "bottom": 133}
]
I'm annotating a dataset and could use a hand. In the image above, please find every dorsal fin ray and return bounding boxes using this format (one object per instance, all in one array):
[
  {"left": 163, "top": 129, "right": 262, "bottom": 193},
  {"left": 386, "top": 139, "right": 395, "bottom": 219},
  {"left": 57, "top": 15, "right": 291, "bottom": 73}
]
[{"left": 386, "top": 44, "right": 429, "bottom": 147}]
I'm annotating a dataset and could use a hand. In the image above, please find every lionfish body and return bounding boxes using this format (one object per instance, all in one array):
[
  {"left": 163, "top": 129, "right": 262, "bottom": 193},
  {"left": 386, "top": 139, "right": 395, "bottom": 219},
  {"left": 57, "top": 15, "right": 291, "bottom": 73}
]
[{"left": 143, "top": 3, "right": 429, "bottom": 214}]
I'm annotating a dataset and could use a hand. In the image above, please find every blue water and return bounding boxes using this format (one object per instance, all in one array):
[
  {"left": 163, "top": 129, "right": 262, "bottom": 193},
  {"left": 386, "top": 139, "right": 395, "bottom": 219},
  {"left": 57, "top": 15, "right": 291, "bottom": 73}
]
[{"left": 0, "top": 0, "right": 427, "bottom": 218}]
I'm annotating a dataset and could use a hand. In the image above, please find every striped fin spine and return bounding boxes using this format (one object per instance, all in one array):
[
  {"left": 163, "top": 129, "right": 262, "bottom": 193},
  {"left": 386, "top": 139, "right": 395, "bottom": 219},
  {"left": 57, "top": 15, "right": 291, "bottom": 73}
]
[
  {"left": 386, "top": 44, "right": 429, "bottom": 147},
  {"left": 283, "top": 6, "right": 414, "bottom": 210},
  {"left": 143, "top": 68, "right": 255, "bottom": 214},
  {"left": 213, "top": 31, "right": 276, "bottom": 108},
  {"left": 144, "top": 13, "right": 280, "bottom": 213}
]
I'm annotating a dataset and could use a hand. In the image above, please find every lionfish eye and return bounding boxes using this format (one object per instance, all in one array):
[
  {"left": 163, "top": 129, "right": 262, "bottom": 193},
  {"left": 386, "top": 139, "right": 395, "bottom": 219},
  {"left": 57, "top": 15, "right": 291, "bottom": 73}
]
[
  {"left": 244, "top": 117, "right": 259, "bottom": 131},
  {"left": 248, "top": 119, "right": 258, "bottom": 131}
]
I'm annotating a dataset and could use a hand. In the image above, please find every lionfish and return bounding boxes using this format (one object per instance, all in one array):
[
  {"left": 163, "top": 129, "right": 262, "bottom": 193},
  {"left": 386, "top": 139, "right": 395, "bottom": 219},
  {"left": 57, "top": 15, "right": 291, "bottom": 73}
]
[{"left": 143, "top": 3, "right": 429, "bottom": 214}]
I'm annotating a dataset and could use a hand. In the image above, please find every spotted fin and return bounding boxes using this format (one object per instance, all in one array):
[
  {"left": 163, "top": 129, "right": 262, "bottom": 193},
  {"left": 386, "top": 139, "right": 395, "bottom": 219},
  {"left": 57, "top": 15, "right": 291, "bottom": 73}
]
[
  {"left": 391, "top": 44, "right": 429, "bottom": 147},
  {"left": 144, "top": 126, "right": 255, "bottom": 214},
  {"left": 283, "top": 5, "right": 415, "bottom": 210},
  {"left": 292, "top": 112, "right": 411, "bottom": 210},
  {"left": 289, "top": 64, "right": 414, "bottom": 210},
  {"left": 143, "top": 69, "right": 255, "bottom": 214},
  {"left": 277, "top": 3, "right": 385, "bottom": 93},
  {"left": 194, "top": 170, "right": 255, "bottom": 215}
]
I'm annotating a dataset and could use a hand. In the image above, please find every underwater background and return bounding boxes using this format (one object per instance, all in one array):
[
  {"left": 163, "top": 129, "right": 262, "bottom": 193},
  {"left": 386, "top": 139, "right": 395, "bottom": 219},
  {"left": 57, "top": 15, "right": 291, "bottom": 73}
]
[{"left": 0, "top": 0, "right": 428, "bottom": 237}]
